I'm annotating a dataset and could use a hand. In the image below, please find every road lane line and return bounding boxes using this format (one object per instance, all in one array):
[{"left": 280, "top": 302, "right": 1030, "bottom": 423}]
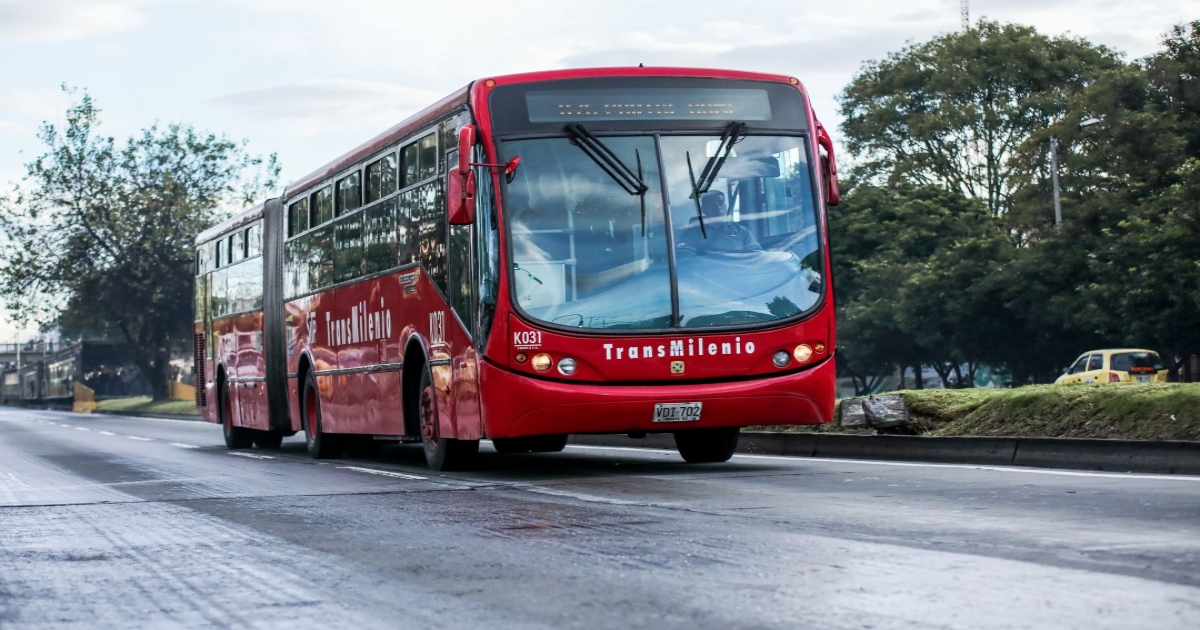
[
  {"left": 338, "top": 466, "right": 427, "bottom": 480},
  {"left": 564, "top": 445, "right": 1200, "bottom": 482},
  {"left": 98, "top": 431, "right": 116, "bottom": 436},
  {"left": 169, "top": 442, "right": 199, "bottom": 449},
  {"left": 228, "top": 452, "right": 274, "bottom": 460},
  {"left": 74, "top": 427, "right": 90, "bottom": 431},
  {"left": 127, "top": 436, "right": 153, "bottom": 442}
]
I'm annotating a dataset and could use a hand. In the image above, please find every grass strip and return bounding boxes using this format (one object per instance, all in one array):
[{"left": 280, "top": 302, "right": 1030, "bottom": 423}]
[{"left": 94, "top": 396, "right": 200, "bottom": 416}]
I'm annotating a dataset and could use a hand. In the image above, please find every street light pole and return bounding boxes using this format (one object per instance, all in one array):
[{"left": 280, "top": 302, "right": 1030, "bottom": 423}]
[{"left": 1050, "top": 135, "right": 1062, "bottom": 226}]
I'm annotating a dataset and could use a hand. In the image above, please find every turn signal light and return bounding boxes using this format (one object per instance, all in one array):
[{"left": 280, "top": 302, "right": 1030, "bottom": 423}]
[
  {"left": 793, "top": 344, "right": 813, "bottom": 363},
  {"left": 515, "top": 353, "right": 528, "bottom": 364},
  {"left": 531, "top": 353, "right": 552, "bottom": 372},
  {"left": 814, "top": 343, "right": 826, "bottom": 354}
]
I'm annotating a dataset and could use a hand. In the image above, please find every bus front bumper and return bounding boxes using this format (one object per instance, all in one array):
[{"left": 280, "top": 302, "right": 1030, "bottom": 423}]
[{"left": 479, "top": 356, "right": 836, "bottom": 439}]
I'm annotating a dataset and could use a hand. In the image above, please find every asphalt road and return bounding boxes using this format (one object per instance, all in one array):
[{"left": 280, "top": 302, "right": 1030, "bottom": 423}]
[{"left": 1, "top": 407, "right": 1199, "bottom": 629}]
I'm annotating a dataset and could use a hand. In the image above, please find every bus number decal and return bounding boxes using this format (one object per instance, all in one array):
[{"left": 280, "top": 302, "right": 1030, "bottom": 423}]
[
  {"left": 513, "top": 330, "right": 542, "bottom": 350},
  {"left": 430, "top": 311, "right": 446, "bottom": 345}
]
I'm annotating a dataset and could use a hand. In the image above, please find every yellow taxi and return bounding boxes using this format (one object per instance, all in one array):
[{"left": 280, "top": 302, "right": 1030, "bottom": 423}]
[{"left": 1055, "top": 349, "right": 1169, "bottom": 384}]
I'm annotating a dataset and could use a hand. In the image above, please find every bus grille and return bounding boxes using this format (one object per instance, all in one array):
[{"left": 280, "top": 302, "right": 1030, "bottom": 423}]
[{"left": 193, "top": 332, "right": 207, "bottom": 407}]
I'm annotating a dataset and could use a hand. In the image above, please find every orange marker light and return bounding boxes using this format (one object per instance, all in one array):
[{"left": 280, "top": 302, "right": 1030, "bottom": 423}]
[
  {"left": 484, "top": 79, "right": 496, "bottom": 88},
  {"left": 515, "top": 353, "right": 528, "bottom": 364},
  {"left": 814, "top": 343, "right": 826, "bottom": 354},
  {"left": 531, "top": 353, "right": 552, "bottom": 372},
  {"left": 789, "top": 77, "right": 800, "bottom": 85}
]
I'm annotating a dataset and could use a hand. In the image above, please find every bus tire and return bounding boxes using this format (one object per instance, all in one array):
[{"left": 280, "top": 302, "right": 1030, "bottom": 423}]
[
  {"left": 674, "top": 427, "right": 740, "bottom": 463},
  {"left": 492, "top": 434, "right": 569, "bottom": 454},
  {"left": 418, "top": 363, "right": 478, "bottom": 471},
  {"left": 254, "top": 431, "right": 284, "bottom": 449},
  {"left": 301, "top": 371, "right": 338, "bottom": 459},
  {"left": 220, "top": 379, "right": 253, "bottom": 449}
]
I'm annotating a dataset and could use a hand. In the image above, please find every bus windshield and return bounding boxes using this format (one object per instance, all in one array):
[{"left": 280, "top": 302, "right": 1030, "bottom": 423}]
[{"left": 501, "top": 134, "right": 822, "bottom": 330}]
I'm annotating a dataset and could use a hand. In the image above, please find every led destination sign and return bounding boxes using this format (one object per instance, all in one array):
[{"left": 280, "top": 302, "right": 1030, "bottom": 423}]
[{"left": 525, "top": 88, "right": 772, "bottom": 123}]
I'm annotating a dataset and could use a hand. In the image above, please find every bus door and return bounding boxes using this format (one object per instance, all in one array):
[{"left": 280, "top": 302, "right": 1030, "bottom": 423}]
[{"left": 444, "top": 125, "right": 482, "bottom": 440}]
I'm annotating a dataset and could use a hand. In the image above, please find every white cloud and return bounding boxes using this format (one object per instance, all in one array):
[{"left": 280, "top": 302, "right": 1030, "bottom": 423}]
[
  {"left": 214, "top": 80, "right": 444, "bottom": 137},
  {"left": 0, "top": 0, "right": 166, "bottom": 44},
  {"left": 0, "top": 119, "right": 28, "bottom": 137}
]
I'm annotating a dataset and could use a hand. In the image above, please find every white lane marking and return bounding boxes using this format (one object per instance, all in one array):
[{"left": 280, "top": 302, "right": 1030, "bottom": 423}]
[
  {"left": 338, "top": 466, "right": 427, "bottom": 480},
  {"left": 228, "top": 452, "right": 274, "bottom": 460},
  {"left": 521, "top": 485, "right": 663, "bottom": 506},
  {"left": 127, "top": 436, "right": 153, "bottom": 442},
  {"left": 98, "top": 431, "right": 116, "bottom": 436},
  {"left": 169, "top": 442, "right": 199, "bottom": 449},
  {"left": 564, "top": 445, "right": 1200, "bottom": 482},
  {"left": 74, "top": 426, "right": 90, "bottom": 431}
]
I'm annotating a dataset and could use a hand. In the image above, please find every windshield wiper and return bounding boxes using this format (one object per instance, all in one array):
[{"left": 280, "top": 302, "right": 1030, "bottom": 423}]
[
  {"left": 687, "top": 122, "right": 747, "bottom": 239},
  {"left": 565, "top": 123, "right": 650, "bottom": 235}
]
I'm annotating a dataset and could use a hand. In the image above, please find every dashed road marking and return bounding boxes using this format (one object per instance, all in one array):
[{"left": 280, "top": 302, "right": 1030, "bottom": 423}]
[
  {"left": 127, "top": 436, "right": 153, "bottom": 442},
  {"left": 74, "top": 427, "right": 90, "bottom": 431},
  {"left": 228, "top": 452, "right": 274, "bottom": 460},
  {"left": 98, "top": 431, "right": 116, "bottom": 436},
  {"left": 169, "top": 442, "right": 199, "bottom": 449},
  {"left": 338, "top": 466, "right": 427, "bottom": 480}
]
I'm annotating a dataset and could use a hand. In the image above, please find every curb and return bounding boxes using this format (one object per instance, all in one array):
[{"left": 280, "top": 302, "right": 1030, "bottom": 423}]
[
  {"left": 568, "top": 432, "right": 1200, "bottom": 475},
  {"left": 92, "top": 409, "right": 204, "bottom": 422}
]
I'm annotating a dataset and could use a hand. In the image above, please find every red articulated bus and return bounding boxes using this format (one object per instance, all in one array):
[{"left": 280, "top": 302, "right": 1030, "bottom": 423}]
[{"left": 193, "top": 67, "right": 841, "bottom": 470}]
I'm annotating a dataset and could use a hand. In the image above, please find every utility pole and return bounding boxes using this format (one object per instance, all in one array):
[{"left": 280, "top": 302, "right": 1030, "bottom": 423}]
[
  {"left": 1050, "top": 135, "right": 1062, "bottom": 225},
  {"left": 961, "top": 0, "right": 969, "bottom": 32}
]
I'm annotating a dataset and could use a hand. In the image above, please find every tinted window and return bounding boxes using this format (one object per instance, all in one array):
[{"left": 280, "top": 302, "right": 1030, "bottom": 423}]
[
  {"left": 363, "top": 198, "right": 398, "bottom": 275},
  {"left": 402, "top": 142, "right": 420, "bottom": 188},
  {"left": 336, "top": 171, "right": 362, "bottom": 217},
  {"left": 366, "top": 154, "right": 397, "bottom": 204},
  {"left": 247, "top": 224, "right": 262, "bottom": 258},
  {"left": 288, "top": 198, "right": 309, "bottom": 237},
  {"left": 229, "top": 232, "right": 244, "bottom": 263},
  {"left": 1111, "top": 352, "right": 1164, "bottom": 372},
  {"left": 311, "top": 186, "right": 333, "bottom": 226},
  {"left": 1069, "top": 356, "right": 1088, "bottom": 374},
  {"left": 307, "top": 224, "right": 334, "bottom": 290},
  {"left": 1088, "top": 354, "right": 1104, "bottom": 371},
  {"left": 333, "top": 212, "right": 364, "bottom": 283},
  {"left": 419, "top": 134, "right": 438, "bottom": 181}
]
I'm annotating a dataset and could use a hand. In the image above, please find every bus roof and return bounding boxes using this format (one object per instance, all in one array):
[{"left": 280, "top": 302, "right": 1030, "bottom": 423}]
[{"left": 195, "top": 201, "right": 264, "bottom": 245}]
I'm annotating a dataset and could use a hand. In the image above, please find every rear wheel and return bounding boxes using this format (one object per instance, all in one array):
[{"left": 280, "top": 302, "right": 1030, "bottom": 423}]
[
  {"left": 220, "top": 379, "right": 253, "bottom": 449},
  {"left": 301, "top": 372, "right": 338, "bottom": 459},
  {"left": 418, "top": 363, "right": 478, "bottom": 471},
  {"left": 492, "top": 434, "right": 569, "bottom": 454},
  {"left": 674, "top": 427, "right": 740, "bottom": 463}
]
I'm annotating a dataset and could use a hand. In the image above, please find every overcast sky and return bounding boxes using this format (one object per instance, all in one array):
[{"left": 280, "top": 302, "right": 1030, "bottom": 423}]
[{"left": 0, "top": 0, "right": 1195, "bottom": 339}]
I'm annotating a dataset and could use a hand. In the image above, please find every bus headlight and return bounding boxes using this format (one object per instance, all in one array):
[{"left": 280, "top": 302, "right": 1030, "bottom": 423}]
[
  {"left": 773, "top": 350, "right": 791, "bottom": 367},
  {"left": 793, "top": 344, "right": 813, "bottom": 363},
  {"left": 557, "top": 357, "right": 577, "bottom": 376},
  {"left": 531, "top": 353, "right": 552, "bottom": 372}
]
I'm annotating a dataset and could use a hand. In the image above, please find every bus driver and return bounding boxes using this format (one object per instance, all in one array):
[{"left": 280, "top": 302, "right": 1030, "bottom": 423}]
[{"left": 676, "top": 190, "right": 762, "bottom": 255}]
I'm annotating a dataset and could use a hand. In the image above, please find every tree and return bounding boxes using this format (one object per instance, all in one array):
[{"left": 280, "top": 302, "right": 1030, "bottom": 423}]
[
  {"left": 0, "top": 89, "right": 278, "bottom": 399},
  {"left": 839, "top": 20, "right": 1124, "bottom": 215}
]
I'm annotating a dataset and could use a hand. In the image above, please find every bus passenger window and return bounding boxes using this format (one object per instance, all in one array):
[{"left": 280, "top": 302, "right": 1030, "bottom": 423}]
[
  {"left": 366, "top": 154, "right": 397, "bottom": 204},
  {"left": 418, "top": 134, "right": 438, "bottom": 181},
  {"left": 336, "top": 171, "right": 361, "bottom": 217},
  {"left": 311, "top": 186, "right": 333, "bottom": 226},
  {"left": 229, "top": 232, "right": 244, "bottom": 263},
  {"left": 288, "top": 198, "right": 309, "bottom": 237},
  {"left": 247, "top": 224, "right": 262, "bottom": 258},
  {"left": 401, "top": 142, "right": 419, "bottom": 188}
]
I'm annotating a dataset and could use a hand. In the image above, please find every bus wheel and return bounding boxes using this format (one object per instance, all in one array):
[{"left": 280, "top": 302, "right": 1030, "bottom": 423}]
[
  {"left": 253, "top": 431, "right": 284, "bottom": 449},
  {"left": 418, "top": 363, "right": 478, "bottom": 471},
  {"left": 220, "top": 381, "right": 253, "bottom": 449},
  {"left": 301, "top": 372, "right": 337, "bottom": 459},
  {"left": 492, "top": 434, "right": 569, "bottom": 454},
  {"left": 674, "top": 427, "right": 740, "bottom": 463}
]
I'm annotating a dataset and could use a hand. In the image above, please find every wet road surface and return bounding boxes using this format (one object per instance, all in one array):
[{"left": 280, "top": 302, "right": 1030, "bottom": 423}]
[{"left": 1, "top": 406, "right": 1199, "bottom": 629}]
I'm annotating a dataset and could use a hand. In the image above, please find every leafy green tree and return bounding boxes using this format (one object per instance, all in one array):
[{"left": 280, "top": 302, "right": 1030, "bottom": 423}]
[
  {"left": 0, "top": 89, "right": 278, "bottom": 399},
  {"left": 840, "top": 20, "right": 1124, "bottom": 215}
]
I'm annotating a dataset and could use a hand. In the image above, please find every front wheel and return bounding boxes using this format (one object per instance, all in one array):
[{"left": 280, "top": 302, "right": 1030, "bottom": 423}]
[
  {"left": 418, "top": 363, "right": 478, "bottom": 471},
  {"left": 674, "top": 427, "right": 740, "bottom": 463}
]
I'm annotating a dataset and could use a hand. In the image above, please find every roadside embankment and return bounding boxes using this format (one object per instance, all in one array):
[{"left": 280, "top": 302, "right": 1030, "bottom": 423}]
[
  {"left": 756, "top": 383, "right": 1200, "bottom": 442},
  {"left": 93, "top": 396, "right": 201, "bottom": 420}
]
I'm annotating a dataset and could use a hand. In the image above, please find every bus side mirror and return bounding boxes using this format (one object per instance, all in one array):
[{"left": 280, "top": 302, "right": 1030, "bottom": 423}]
[
  {"left": 816, "top": 122, "right": 840, "bottom": 206},
  {"left": 448, "top": 125, "right": 477, "bottom": 225}
]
